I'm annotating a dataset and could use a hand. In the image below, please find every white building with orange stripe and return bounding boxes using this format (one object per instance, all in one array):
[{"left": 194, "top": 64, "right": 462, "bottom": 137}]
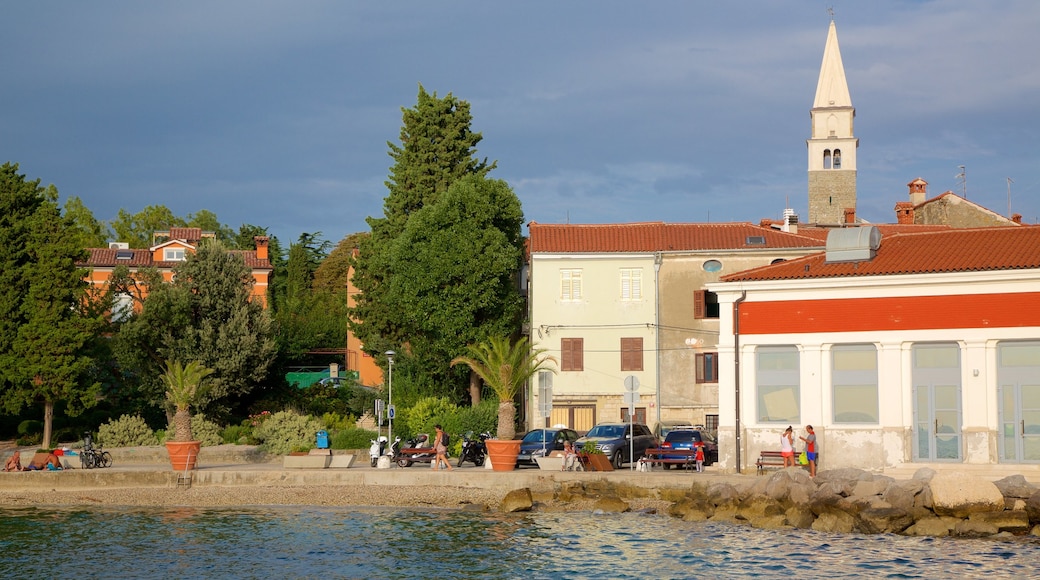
[{"left": 708, "top": 226, "right": 1040, "bottom": 473}]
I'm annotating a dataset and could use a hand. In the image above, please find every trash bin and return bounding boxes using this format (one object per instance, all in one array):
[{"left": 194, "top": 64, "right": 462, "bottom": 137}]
[{"left": 316, "top": 430, "right": 329, "bottom": 449}]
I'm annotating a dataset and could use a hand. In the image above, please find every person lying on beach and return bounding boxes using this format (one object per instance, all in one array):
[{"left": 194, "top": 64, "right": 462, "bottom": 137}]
[
  {"left": 24, "top": 452, "right": 63, "bottom": 471},
  {"left": 3, "top": 451, "right": 23, "bottom": 472}
]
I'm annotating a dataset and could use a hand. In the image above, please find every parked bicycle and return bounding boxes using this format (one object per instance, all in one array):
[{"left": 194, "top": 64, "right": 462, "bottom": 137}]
[{"left": 80, "top": 432, "right": 113, "bottom": 469}]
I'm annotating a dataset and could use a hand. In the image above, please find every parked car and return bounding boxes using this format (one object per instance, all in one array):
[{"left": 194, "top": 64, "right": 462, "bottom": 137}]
[
  {"left": 575, "top": 422, "right": 657, "bottom": 469},
  {"left": 653, "top": 420, "right": 700, "bottom": 441},
  {"left": 659, "top": 428, "right": 718, "bottom": 468},
  {"left": 516, "top": 427, "right": 580, "bottom": 467}
]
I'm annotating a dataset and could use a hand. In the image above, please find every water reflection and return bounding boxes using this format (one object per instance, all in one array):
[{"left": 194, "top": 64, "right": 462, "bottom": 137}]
[{"left": 1, "top": 506, "right": 1038, "bottom": 579}]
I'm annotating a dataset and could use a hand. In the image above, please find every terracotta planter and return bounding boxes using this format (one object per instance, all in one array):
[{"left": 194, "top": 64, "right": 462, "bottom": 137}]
[
  {"left": 485, "top": 439, "right": 521, "bottom": 472},
  {"left": 580, "top": 452, "right": 614, "bottom": 472},
  {"left": 165, "top": 440, "right": 201, "bottom": 471}
]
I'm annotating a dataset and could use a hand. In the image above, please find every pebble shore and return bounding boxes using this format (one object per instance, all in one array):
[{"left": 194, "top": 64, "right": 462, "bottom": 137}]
[{"left": 0, "top": 484, "right": 671, "bottom": 513}]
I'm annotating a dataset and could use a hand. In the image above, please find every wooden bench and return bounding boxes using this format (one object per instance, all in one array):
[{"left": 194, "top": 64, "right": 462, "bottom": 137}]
[
  {"left": 642, "top": 448, "right": 700, "bottom": 470},
  {"left": 755, "top": 451, "right": 811, "bottom": 474}
]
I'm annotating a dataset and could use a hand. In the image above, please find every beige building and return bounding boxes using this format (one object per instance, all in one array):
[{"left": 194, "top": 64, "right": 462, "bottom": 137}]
[{"left": 526, "top": 221, "right": 823, "bottom": 434}]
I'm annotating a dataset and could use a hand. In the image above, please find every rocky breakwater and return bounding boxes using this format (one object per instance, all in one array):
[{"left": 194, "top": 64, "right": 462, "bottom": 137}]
[{"left": 668, "top": 467, "right": 1040, "bottom": 538}]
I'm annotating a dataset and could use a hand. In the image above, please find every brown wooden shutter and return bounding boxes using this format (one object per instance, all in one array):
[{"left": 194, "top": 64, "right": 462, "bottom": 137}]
[
  {"left": 694, "top": 290, "right": 706, "bottom": 319},
  {"left": 562, "top": 338, "right": 584, "bottom": 371},
  {"left": 621, "top": 337, "right": 643, "bottom": 371}
]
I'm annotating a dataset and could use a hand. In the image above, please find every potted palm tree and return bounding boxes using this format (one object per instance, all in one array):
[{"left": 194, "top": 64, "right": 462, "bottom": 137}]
[
  {"left": 161, "top": 360, "right": 214, "bottom": 471},
  {"left": 451, "top": 336, "right": 556, "bottom": 471}
]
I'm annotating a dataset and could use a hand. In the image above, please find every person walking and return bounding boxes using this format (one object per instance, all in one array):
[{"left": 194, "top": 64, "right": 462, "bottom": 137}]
[
  {"left": 432, "top": 425, "right": 453, "bottom": 471},
  {"left": 781, "top": 426, "right": 795, "bottom": 468},
  {"left": 799, "top": 425, "right": 817, "bottom": 477}
]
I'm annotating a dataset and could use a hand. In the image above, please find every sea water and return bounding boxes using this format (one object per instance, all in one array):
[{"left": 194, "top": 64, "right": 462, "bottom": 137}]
[{"left": 2, "top": 505, "right": 1039, "bottom": 579}]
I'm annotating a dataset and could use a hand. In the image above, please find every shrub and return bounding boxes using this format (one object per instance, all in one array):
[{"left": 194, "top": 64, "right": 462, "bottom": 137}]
[
  {"left": 15, "top": 434, "right": 41, "bottom": 447},
  {"left": 221, "top": 424, "right": 252, "bottom": 445},
  {"left": 444, "top": 399, "right": 498, "bottom": 440},
  {"left": 190, "top": 415, "right": 224, "bottom": 447},
  {"left": 98, "top": 414, "right": 159, "bottom": 447},
  {"left": 400, "top": 396, "right": 458, "bottom": 439},
  {"left": 155, "top": 429, "right": 167, "bottom": 444},
  {"left": 330, "top": 427, "right": 377, "bottom": 450},
  {"left": 252, "top": 410, "right": 324, "bottom": 455},
  {"left": 322, "top": 412, "right": 355, "bottom": 432},
  {"left": 17, "top": 420, "right": 43, "bottom": 437}
]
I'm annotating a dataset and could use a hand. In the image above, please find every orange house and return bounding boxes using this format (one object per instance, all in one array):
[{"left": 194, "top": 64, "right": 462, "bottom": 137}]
[{"left": 81, "top": 227, "right": 272, "bottom": 319}]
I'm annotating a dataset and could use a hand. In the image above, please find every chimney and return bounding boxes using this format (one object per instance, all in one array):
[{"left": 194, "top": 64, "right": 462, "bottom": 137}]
[
  {"left": 254, "top": 236, "right": 269, "bottom": 261},
  {"left": 843, "top": 208, "right": 856, "bottom": 224},
  {"left": 894, "top": 201, "right": 914, "bottom": 224},
  {"left": 782, "top": 208, "right": 799, "bottom": 234},
  {"left": 908, "top": 178, "right": 927, "bottom": 206},
  {"left": 1012, "top": 213, "right": 1023, "bottom": 224}
]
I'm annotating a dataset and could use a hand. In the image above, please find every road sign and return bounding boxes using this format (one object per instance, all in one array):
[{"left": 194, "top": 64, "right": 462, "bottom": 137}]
[
  {"left": 388, "top": 405, "right": 395, "bottom": 420},
  {"left": 622, "top": 391, "right": 640, "bottom": 405},
  {"left": 538, "top": 372, "right": 553, "bottom": 418},
  {"left": 624, "top": 375, "right": 640, "bottom": 392},
  {"left": 375, "top": 399, "right": 384, "bottom": 413}
]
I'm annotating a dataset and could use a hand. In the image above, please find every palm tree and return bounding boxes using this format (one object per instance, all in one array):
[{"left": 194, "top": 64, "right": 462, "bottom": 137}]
[
  {"left": 450, "top": 336, "right": 556, "bottom": 440},
  {"left": 162, "top": 360, "right": 215, "bottom": 442}
]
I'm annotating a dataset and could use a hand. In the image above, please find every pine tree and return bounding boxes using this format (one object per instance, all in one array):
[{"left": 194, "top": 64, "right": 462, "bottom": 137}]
[{"left": 349, "top": 85, "right": 498, "bottom": 385}]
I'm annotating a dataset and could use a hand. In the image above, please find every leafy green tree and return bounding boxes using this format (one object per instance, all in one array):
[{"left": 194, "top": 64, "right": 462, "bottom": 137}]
[
  {"left": 63, "top": 196, "right": 111, "bottom": 248},
  {"left": 388, "top": 175, "right": 526, "bottom": 402},
  {"left": 350, "top": 85, "right": 498, "bottom": 392},
  {"left": 109, "top": 205, "right": 186, "bottom": 248},
  {"left": 186, "top": 209, "right": 235, "bottom": 244},
  {"left": 273, "top": 234, "right": 347, "bottom": 361},
  {"left": 114, "top": 241, "right": 276, "bottom": 418},
  {"left": 0, "top": 163, "right": 103, "bottom": 448}
]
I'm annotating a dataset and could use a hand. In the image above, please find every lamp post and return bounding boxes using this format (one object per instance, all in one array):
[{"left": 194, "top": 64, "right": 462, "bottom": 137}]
[{"left": 385, "top": 350, "right": 396, "bottom": 448}]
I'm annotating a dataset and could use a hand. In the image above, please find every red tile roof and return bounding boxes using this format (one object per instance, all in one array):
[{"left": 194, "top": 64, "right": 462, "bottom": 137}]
[
  {"left": 527, "top": 222, "right": 825, "bottom": 253},
  {"left": 764, "top": 223, "right": 952, "bottom": 242},
  {"left": 720, "top": 226, "right": 1040, "bottom": 282},
  {"left": 81, "top": 248, "right": 271, "bottom": 270}
]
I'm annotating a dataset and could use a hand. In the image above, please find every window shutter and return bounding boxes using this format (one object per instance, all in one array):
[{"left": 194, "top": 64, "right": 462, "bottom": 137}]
[
  {"left": 562, "top": 338, "right": 584, "bottom": 371},
  {"left": 694, "top": 290, "right": 706, "bottom": 319},
  {"left": 621, "top": 337, "right": 643, "bottom": 371}
]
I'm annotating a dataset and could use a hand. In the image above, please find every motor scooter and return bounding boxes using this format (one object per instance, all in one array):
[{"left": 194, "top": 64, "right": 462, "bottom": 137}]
[
  {"left": 396, "top": 434, "right": 437, "bottom": 467},
  {"left": 369, "top": 436, "right": 388, "bottom": 467},
  {"left": 457, "top": 431, "right": 490, "bottom": 467}
]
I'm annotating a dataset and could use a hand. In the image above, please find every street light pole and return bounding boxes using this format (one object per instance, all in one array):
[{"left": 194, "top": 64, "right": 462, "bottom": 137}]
[{"left": 385, "top": 350, "right": 395, "bottom": 448}]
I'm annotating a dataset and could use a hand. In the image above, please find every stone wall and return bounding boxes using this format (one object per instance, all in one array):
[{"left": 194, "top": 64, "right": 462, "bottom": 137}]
[{"left": 808, "top": 170, "right": 857, "bottom": 224}]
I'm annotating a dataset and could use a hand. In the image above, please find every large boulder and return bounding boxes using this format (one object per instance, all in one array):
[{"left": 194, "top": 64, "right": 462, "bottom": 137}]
[
  {"left": 705, "top": 482, "right": 740, "bottom": 506},
  {"left": 785, "top": 505, "right": 816, "bottom": 529},
  {"left": 812, "top": 511, "right": 855, "bottom": 533},
  {"left": 1026, "top": 489, "right": 1040, "bottom": 525},
  {"left": 855, "top": 507, "right": 914, "bottom": 534},
  {"left": 904, "top": 516, "right": 959, "bottom": 537},
  {"left": 968, "top": 510, "right": 1030, "bottom": 534},
  {"left": 593, "top": 496, "right": 630, "bottom": 513},
  {"left": 929, "top": 472, "right": 1005, "bottom": 518},
  {"left": 500, "top": 488, "right": 533, "bottom": 513},
  {"left": 881, "top": 482, "right": 916, "bottom": 511},
  {"left": 994, "top": 475, "right": 1038, "bottom": 500}
]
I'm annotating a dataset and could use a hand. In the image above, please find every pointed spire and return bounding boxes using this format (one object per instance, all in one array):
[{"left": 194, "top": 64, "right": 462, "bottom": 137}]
[{"left": 812, "top": 20, "right": 852, "bottom": 108}]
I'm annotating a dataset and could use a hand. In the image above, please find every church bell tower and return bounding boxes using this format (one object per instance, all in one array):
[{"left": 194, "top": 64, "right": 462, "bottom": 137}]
[{"left": 807, "top": 18, "right": 858, "bottom": 225}]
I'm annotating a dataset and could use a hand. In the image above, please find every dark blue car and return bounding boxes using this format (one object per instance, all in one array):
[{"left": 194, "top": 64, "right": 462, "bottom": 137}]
[{"left": 660, "top": 429, "right": 718, "bottom": 468}]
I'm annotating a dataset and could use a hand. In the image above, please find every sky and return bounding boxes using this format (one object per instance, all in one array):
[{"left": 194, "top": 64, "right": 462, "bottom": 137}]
[{"left": 3, "top": 2, "right": 1039, "bottom": 249}]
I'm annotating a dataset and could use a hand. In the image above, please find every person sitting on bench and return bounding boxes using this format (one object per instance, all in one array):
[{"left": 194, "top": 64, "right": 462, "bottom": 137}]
[{"left": 561, "top": 440, "right": 579, "bottom": 471}]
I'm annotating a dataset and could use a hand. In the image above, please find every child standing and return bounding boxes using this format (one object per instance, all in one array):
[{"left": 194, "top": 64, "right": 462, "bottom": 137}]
[{"left": 694, "top": 443, "right": 705, "bottom": 473}]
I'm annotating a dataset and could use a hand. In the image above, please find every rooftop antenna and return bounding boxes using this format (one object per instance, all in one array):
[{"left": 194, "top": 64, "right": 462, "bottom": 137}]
[
  {"left": 956, "top": 165, "right": 967, "bottom": 199},
  {"left": 1007, "top": 177, "right": 1014, "bottom": 217}
]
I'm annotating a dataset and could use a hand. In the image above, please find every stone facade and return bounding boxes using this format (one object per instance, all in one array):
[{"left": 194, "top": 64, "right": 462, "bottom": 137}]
[{"left": 808, "top": 170, "right": 857, "bottom": 224}]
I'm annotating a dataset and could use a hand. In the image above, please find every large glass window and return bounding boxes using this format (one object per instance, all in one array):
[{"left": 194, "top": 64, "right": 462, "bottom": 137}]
[
  {"left": 832, "top": 344, "right": 878, "bottom": 423},
  {"left": 756, "top": 346, "right": 799, "bottom": 423}
]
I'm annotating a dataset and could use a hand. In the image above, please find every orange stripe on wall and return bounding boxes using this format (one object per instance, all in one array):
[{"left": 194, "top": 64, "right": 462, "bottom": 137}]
[{"left": 738, "top": 292, "right": 1040, "bottom": 334}]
